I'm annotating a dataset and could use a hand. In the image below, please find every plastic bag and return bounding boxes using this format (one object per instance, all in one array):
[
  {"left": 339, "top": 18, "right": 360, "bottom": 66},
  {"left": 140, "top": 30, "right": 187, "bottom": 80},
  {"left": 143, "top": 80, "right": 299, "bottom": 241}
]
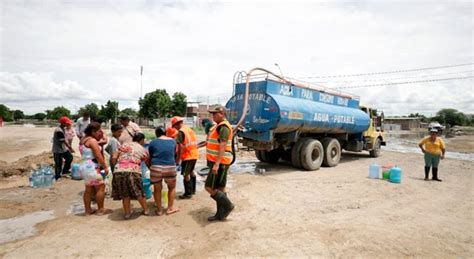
[{"left": 79, "top": 159, "right": 101, "bottom": 185}]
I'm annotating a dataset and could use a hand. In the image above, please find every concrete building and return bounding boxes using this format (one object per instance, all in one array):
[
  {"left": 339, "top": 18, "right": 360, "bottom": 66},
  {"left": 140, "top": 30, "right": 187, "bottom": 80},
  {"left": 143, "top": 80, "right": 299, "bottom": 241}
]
[{"left": 384, "top": 117, "right": 422, "bottom": 130}]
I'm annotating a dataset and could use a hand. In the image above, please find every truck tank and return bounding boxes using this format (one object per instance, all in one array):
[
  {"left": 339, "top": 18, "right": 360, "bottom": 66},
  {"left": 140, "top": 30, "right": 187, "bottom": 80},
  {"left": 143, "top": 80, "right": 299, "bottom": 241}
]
[{"left": 226, "top": 79, "right": 370, "bottom": 143}]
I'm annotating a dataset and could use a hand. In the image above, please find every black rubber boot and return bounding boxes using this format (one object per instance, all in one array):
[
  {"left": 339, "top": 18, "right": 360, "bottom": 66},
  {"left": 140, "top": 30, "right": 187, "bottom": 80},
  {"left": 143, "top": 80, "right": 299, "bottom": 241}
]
[
  {"left": 191, "top": 175, "right": 196, "bottom": 194},
  {"left": 207, "top": 194, "right": 222, "bottom": 221},
  {"left": 215, "top": 191, "right": 234, "bottom": 220},
  {"left": 424, "top": 166, "right": 430, "bottom": 181},
  {"left": 179, "top": 180, "right": 192, "bottom": 199},
  {"left": 432, "top": 167, "right": 442, "bottom": 182}
]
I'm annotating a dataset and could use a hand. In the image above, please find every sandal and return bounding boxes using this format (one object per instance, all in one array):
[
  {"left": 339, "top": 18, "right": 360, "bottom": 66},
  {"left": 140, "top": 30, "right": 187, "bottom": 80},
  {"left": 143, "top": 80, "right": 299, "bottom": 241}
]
[
  {"left": 84, "top": 209, "right": 96, "bottom": 216},
  {"left": 124, "top": 213, "right": 132, "bottom": 220},
  {"left": 96, "top": 208, "right": 112, "bottom": 216},
  {"left": 166, "top": 207, "right": 180, "bottom": 215},
  {"left": 155, "top": 209, "right": 163, "bottom": 216},
  {"left": 142, "top": 210, "right": 150, "bottom": 216}
]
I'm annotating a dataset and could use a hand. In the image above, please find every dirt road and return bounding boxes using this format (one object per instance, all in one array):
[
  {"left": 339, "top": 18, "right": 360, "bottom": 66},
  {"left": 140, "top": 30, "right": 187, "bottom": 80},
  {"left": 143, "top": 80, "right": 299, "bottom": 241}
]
[{"left": 0, "top": 148, "right": 472, "bottom": 258}]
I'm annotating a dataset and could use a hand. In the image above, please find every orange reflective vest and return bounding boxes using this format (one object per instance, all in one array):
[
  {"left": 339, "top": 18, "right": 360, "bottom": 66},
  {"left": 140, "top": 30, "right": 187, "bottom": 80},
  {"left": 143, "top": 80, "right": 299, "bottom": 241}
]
[
  {"left": 206, "top": 120, "right": 233, "bottom": 165},
  {"left": 179, "top": 125, "right": 199, "bottom": 161}
]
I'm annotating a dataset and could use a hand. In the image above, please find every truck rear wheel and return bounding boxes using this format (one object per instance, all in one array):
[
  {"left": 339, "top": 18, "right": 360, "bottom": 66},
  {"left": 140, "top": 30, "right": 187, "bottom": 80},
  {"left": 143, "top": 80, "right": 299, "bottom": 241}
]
[
  {"left": 255, "top": 150, "right": 265, "bottom": 162},
  {"left": 300, "top": 139, "right": 324, "bottom": 171},
  {"left": 322, "top": 138, "right": 341, "bottom": 167},
  {"left": 291, "top": 138, "right": 307, "bottom": 168},
  {"left": 369, "top": 138, "right": 381, "bottom": 158},
  {"left": 262, "top": 149, "right": 281, "bottom": 164}
]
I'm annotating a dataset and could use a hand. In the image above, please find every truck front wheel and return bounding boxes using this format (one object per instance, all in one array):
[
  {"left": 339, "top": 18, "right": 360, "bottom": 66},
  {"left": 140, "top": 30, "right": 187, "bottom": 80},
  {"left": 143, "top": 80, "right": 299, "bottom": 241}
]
[
  {"left": 300, "top": 139, "right": 324, "bottom": 171},
  {"left": 369, "top": 138, "right": 381, "bottom": 158}
]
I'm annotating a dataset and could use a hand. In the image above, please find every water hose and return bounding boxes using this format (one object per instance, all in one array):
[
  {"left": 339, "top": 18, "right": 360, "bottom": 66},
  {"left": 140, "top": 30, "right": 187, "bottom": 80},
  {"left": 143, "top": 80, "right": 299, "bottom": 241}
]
[
  {"left": 234, "top": 67, "right": 292, "bottom": 132},
  {"left": 230, "top": 68, "right": 291, "bottom": 165}
]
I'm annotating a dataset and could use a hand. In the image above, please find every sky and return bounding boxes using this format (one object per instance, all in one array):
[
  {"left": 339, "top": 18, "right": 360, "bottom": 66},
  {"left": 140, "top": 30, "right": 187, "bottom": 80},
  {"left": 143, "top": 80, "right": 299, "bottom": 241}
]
[{"left": 0, "top": 0, "right": 473, "bottom": 116}]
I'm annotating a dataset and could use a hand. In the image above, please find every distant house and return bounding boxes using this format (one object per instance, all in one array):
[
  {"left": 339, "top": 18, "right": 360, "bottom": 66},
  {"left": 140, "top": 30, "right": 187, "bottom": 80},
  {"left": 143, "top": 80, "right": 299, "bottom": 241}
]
[
  {"left": 186, "top": 103, "right": 212, "bottom": 120},
  {"left": 384, "top": 117, "right": 422, "bottom": 130}
]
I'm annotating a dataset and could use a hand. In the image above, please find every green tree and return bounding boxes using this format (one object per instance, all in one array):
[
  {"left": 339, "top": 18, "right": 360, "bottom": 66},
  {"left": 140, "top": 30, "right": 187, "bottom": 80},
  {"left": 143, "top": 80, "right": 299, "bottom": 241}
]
[
  {"left": 120, "top": 108, "right": 138, "bottom": 117},
  {"left": 12, "top": 110, "right": 25, "bottom": 120},
  {"left": 0, "top": 104, "right": 13, "bottom": 121},
  {"left": 47, "top": 106, "right": 71, "bottom": 120},
  {"left": 99, "top": 100, "right": 120, "bottom": 122},
  {"left": 139, "top": 89, "right": 172, "bottom": 120},
  {"left": 408, "top": 113, "right": 428, "bottom": 122},
  {"left": 170, "top": 92, "right": 187, "bottom": 116},
  {"left": 432, "top": 108, "right": 466, "bottom": 127},
  {"left": 78, "top": 103, "right": 100, "bottom": 118},
  {"left": 33, "top": 113, "right": 47, "bottom": 121}
]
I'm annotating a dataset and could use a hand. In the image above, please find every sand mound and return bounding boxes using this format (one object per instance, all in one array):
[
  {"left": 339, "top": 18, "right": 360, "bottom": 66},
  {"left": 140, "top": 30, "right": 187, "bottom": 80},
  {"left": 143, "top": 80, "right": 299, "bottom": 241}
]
[{"left": 0, "top": 152, "right": 54, "bottom": 178}]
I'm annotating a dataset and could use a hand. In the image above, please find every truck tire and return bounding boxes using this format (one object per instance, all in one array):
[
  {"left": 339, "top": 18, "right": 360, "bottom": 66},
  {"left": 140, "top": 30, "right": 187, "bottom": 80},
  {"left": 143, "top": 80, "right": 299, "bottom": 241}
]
[
  {"left": 300, "top": 139, "right": 324, "bottom": 171},
  {"left": 262, "top": 149, "right": 281, "bottom": 164},
  {"left": 291, "top": 138, "right": 307, "bottom": 168},
  {"left": 280, "top": 148, "right": 292, "bottom": 162},
  {"left": 322, "top": 138, "right": 341, "bottom": 167},
  {"left": 255, "top": 150, "right": 265, "bottom": 162},
  {"left": 369, "top": 138, "right": 381, "bottom": 158}
]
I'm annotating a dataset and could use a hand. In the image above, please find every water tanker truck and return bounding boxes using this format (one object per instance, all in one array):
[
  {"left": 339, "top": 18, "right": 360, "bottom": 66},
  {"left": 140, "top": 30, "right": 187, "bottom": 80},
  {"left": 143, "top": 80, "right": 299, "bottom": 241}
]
[{"left": 226, "top": 68, "right": 386, "bottom": 170}]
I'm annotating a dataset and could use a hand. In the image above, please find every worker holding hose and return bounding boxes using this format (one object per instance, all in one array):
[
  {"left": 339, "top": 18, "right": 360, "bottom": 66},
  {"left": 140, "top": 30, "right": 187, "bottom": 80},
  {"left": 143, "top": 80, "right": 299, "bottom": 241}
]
[
  {"left": 205, "top": 105, "right": 235, "bottom": 221},
  {"left": 171, "top": 116, "right": 199, "bottom": 199}
]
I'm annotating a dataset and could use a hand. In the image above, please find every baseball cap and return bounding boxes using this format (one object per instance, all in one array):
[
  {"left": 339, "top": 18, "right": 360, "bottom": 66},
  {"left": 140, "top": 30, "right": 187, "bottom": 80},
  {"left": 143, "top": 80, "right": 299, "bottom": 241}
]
[
  {"left": 429, "top": 128, "right": 438, "bottom": 133},
  {"left": 58, "top": 116, "right": 73, "bottom": 125},
  {"left": 171, "top": 116, "right": 184, "bottom": 126},
  {"left": 208, "top": 104, "right": 226, "bottom": 113}
]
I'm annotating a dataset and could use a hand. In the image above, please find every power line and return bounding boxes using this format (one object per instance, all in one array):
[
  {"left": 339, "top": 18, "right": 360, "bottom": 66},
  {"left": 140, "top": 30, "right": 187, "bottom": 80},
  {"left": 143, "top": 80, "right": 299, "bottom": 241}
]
[
  {"left": 309, "top": 70, "right": 473, "bottom": 84},
  {"left": 334, "top": 75, "right": 474, "bottom": 89},
  {"left": 298, "top": 63, "right": 474, "bottom": 79}
]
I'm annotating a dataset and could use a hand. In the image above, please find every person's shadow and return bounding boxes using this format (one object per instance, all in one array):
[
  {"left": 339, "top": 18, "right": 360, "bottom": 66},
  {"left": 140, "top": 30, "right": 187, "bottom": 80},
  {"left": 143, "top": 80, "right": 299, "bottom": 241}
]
[{"left": 188, "top": 207, "right": 217, "bottom": 227}]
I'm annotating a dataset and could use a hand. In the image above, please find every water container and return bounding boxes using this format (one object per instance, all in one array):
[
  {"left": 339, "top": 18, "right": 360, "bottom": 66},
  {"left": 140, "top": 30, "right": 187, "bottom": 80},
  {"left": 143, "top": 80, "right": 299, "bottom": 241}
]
[
  {"left": 382, "top": 165, "right": 393, "bottom": 180},
  {"left": 389, "top": 166, "right": 402, "bottom": 184},
  {"left": 71, "top": 163, "right": 82, "bottom": 180},
  {"left": 142, "top": 178, "right": 152, "bottom": 199},
  {"left": 43, "top": 168, "right": 54, "bottom": 188},
  {"left": 32, "top": 170, "right": 42, "bottom": 188},
  {"left": 140, "top": 161, "right": 148, "bottom": 175},
  {"left": 161, "top": 190, "right": 168, "bottom": 205},
  {"left": 368, "top": 163, "right": 380, "bottom": 179}
]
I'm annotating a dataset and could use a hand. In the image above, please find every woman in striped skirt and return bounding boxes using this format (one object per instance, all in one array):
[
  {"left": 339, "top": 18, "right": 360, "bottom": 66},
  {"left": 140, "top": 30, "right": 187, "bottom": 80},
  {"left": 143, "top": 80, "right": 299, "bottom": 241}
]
[{"left": 148, "top": 126, "right": 179, "bottom": 216}]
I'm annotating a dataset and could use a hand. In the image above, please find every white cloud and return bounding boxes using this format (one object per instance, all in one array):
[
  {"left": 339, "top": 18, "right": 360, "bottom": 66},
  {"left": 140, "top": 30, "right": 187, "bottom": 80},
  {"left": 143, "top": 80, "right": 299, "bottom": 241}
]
[{"left": 0, "top": 0, "right": 472, "bottom": 116}]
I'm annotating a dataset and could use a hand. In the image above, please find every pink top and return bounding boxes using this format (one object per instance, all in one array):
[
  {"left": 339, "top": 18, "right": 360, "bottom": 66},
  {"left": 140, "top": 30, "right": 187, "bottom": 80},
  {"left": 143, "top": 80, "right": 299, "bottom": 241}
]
[
  {"left": 65, "top": 127, "right": 76, "bottom": 145},
  {"left": 115, "top": 142, "right": 149, "bottom": 174}
]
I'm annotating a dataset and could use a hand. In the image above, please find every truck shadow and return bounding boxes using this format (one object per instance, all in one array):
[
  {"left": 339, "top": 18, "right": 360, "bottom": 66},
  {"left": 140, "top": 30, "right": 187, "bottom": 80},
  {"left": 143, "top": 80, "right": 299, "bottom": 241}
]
[{"left": 232, "top": 151, "right": 370, "bottom": 176}]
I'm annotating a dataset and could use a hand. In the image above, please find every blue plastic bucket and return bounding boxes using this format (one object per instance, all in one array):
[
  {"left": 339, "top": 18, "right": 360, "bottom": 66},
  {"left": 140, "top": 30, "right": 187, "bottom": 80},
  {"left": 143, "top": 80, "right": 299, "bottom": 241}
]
[
  {"left": 389, "top": 166, "right": 402, "bottom": 184},
  {"left": 142, "top": 178, "right": 152, "bottom": 199}
]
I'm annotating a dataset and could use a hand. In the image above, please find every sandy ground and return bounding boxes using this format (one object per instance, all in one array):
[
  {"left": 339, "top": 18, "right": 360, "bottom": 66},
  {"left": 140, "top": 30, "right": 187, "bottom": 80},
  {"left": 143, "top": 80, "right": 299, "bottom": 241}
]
[{"left": 0, "top": 126, "right": 473, "bottom": 258}]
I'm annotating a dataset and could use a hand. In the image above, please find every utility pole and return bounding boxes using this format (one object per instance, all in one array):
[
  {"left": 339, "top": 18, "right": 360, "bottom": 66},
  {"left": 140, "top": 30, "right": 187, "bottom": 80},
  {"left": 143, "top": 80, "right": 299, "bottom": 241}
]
[{"left": 140, "top": 65, "right": 143, "bottom": 99}]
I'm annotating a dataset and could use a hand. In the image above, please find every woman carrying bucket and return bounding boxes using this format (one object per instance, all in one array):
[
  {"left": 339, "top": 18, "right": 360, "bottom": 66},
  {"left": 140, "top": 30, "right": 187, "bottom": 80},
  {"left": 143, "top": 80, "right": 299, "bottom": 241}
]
[
  {"left": 112, "top": 133, "right": 149, "bottom": 219},
  {"left": 419, "top": 128, "right": 445, "bottom": 181},
  {"left": 148, "top": 126, "right": 179, "bottom": 216}
]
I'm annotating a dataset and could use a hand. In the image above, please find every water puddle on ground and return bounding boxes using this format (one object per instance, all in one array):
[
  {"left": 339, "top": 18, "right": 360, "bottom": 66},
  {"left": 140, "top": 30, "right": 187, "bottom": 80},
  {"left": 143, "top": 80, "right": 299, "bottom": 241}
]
[
  {"left": 384, "top": 138, "right": 473, "bottom": 161},
  {"left": 66, "top": 201, "right": 85, "bottom": 215},
  {"left": 0, "top": 210, "right": 55, "bottom": 244}
]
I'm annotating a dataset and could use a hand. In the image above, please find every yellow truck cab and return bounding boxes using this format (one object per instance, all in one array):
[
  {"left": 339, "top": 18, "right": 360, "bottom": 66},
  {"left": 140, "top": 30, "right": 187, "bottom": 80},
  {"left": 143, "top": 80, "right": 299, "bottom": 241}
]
[{"left": 360, "top": 105, "right": 386, "bottom": 157}]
